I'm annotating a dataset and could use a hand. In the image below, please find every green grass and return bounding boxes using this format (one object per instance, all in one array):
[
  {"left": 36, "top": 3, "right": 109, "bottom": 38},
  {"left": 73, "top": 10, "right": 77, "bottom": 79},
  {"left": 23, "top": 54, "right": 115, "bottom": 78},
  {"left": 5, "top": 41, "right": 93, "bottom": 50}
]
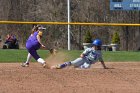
[
  {"left": 64, "top": 50, "right": 140, "bottom": 62},
  {"left": 0, "top": 49, "right": 50, "bottom": 63},
  {"left": 103, "top": 51, "right": 140, "bottom": 62},
  {"left": 0, "top": 49, "right": 140, "bottom": 63}
]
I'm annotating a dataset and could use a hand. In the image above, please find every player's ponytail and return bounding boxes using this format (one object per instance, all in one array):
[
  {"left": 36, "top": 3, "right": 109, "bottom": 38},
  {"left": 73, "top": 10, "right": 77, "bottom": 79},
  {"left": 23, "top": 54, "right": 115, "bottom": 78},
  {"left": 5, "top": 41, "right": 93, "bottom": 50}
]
[{"left": 31, "top": 25, "right": 38, "bottom": 34}]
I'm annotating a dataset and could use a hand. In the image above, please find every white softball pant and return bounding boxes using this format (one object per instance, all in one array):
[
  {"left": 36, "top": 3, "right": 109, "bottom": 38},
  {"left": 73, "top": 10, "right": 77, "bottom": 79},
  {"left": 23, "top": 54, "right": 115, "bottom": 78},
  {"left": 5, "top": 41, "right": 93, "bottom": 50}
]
[{"left": 71, "top": 57, "right": 91, "bottom": 69}]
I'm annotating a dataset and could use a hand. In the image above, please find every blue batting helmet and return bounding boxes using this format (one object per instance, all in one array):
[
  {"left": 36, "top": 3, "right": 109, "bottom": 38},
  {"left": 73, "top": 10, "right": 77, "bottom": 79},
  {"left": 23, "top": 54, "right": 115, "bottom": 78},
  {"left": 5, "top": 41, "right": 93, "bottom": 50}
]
[{"left": 92, "top": 39, "right": 102, "bottom": 46}]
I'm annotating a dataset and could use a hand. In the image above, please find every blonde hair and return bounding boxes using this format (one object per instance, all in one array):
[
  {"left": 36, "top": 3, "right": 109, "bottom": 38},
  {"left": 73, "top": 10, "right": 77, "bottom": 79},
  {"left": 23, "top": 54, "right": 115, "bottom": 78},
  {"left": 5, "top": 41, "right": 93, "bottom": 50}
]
[{"left": 31, "top": 25, "right": 39, "bottom": 34}]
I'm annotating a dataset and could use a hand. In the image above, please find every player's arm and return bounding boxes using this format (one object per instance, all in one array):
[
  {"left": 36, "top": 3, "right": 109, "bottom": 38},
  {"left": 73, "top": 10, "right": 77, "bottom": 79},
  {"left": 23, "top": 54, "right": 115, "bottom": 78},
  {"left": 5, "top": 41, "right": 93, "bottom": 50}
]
[
  {"left": 99, "top": 53, "right": 108, "bottom": 69},
  {"left": 100, "top": 60, "right": 108, "bottom": 69},
  {"left": 37, "top": 31, "right": 45, "bottom": 48},
  {"left": 80, "top": 48, "right": 91, "bottom": 58}
]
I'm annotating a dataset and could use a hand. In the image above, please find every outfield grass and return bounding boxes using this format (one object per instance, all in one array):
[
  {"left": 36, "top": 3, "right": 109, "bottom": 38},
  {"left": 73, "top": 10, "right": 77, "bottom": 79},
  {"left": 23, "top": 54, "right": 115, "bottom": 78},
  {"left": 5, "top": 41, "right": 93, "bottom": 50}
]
[
  {"left": 65, "top": 50, "right": 140, "bottom": 62},
  {"left": 0, "top": 49, "right": 50, "bottom": 63},
  {"left": 0, "top": 49, "right": 140, "bottom": 63},
  {"left": 103, "top": 51, "right": 140, "bottom": 62}
]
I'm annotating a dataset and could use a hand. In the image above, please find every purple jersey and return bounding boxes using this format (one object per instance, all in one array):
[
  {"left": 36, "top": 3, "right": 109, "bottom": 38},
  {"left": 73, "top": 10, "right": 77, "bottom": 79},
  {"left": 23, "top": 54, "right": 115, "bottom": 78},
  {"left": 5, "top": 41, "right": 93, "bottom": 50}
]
[{"left": 26, "top": 31, "right": 41, "bottom": 50}]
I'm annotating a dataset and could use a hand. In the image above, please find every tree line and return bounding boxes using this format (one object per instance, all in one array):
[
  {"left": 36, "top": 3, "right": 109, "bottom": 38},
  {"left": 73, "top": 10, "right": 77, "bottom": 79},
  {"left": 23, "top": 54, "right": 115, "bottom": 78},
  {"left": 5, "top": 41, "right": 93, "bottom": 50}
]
[{"left": 0, "top": 0, "right": 140, "bottom": 50}]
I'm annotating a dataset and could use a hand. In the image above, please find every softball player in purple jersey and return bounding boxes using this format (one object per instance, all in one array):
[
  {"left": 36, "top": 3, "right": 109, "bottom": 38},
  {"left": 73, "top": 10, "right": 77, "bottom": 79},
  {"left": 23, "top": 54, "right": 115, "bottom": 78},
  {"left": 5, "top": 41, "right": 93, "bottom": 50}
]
[
  {"left": 21, "top": 25, "right": 47, "bottom": 68},
  {"left": 51, "top": 39, "right": 108, "bottom": 69}
]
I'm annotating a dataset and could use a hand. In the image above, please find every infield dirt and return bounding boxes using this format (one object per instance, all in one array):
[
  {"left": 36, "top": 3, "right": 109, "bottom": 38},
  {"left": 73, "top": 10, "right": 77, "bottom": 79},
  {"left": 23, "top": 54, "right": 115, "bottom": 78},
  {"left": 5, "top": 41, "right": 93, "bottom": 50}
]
[{"left": 0, "top": 62, "right": 140, "bottom": 93}]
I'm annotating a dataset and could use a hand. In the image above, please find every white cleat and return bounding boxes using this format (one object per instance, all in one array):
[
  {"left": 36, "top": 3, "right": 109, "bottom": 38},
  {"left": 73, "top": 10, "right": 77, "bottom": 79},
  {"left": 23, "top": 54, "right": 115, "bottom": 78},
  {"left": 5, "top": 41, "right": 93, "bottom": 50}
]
[
  {"left": 42, "top": 62, "right": 50, "bottom": 69},
  {"left": 50, "top": 65, "right": 61, "bottom": 69},
  {"left": 42, "top": 63, "right": 46, "bottom": 68},
  {"left": 21, "top": 62, "right": 29, "bottom": 67}
]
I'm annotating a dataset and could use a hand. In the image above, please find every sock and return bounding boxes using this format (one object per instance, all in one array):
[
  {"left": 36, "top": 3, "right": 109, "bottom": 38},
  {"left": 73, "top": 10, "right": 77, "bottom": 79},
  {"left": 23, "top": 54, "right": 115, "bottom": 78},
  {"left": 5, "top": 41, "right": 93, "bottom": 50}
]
[
  {"left": 25, "top": 53, "right": 32, "bottom": 64},
  {"left": 60, "top": 62, "right": 71, "bottom": 68},
  {"left": 37, "top": 58, "right": 45, "bottom": 64},
  {"left": 65, "top": 62, "right": 71, "bottom": 66}
]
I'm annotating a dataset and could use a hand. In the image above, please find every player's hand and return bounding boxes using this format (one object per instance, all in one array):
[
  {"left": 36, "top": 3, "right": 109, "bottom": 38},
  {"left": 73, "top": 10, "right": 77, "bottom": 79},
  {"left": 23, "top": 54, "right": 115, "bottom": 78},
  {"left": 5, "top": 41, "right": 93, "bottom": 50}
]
[
  {"left": 80, "top": 54, "right": 84, "bottom": 58},
  {"left": 41, "top": 44, "right": 46, "bottom": 48}
]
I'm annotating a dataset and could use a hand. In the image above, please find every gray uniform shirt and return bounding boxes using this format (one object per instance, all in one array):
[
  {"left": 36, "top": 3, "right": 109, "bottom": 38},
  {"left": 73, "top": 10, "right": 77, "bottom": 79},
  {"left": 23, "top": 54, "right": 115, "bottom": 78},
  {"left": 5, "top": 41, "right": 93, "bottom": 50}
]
[
  {"left": 71, "top": 47, "right": 103, "bottom": 69},
  {"left": 83, "top": 47, "right": 103, "bottom": 63}
]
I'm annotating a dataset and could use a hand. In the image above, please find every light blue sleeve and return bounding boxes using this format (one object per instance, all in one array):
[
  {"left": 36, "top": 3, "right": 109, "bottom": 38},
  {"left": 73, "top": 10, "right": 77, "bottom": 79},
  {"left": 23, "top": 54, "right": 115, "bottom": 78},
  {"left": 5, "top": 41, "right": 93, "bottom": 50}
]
[{"left": 82, "top": 48, "right": 91, "bottom": 56}]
